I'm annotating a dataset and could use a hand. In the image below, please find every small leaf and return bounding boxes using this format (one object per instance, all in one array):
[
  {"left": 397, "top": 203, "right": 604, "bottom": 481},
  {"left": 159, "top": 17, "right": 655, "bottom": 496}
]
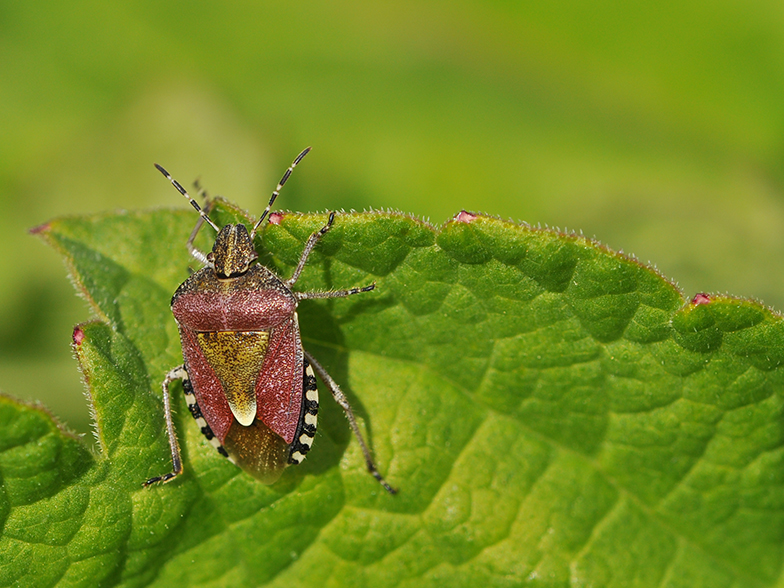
[{"left": 6, "top": 202, "right": 784, "bottom": 587}]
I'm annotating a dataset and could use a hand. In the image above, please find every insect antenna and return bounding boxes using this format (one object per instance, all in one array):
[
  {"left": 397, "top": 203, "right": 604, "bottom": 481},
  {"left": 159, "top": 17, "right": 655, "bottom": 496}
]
[
  {"left": 250, "top": 146, "right": 311, "bottom": 239},
  {"left": 154, "top": 163, "right": 221, "bottom": 233}
]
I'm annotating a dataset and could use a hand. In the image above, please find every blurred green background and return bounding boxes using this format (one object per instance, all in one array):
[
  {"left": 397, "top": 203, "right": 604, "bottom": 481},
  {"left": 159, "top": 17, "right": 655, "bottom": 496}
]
[{"left": 1, "top": 1, "right": 783, "bottom": 436}]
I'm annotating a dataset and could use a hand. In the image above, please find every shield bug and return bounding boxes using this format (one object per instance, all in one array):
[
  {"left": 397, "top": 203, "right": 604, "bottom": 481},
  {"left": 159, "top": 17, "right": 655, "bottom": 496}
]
[{"left": 144, "top": 148, "right": 395, "bottom": 494}]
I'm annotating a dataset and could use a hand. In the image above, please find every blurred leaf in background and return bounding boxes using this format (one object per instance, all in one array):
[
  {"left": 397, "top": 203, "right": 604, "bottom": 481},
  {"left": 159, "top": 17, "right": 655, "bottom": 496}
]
[{"left": 1, "top": 0, "right": 783, "bottom": 437}]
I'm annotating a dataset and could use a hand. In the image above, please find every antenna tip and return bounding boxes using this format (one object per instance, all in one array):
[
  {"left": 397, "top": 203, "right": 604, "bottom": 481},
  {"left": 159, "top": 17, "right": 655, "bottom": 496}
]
[{"left": 294, "top": 147, "right": 311, "bottom": 165}]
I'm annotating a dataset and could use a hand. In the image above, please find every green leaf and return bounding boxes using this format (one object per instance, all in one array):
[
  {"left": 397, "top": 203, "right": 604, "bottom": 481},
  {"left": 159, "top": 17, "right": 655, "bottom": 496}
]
[{"left": 7, "top": 201, "right": 784, "bottom": 587}]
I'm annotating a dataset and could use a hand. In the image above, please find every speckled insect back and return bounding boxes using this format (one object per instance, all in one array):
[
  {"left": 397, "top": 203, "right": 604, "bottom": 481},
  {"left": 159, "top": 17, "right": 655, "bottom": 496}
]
[{"left": 144, "top": 148, "right": 395, "bottom": 494}]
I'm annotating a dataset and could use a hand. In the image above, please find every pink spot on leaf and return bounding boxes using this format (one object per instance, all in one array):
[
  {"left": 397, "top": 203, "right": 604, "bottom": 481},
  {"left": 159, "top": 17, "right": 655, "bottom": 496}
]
[
  {"left": 72, "top": 327, "right": 85, "bottom": 346},
  {"left": 269, "top": 212, "right": 284, "bottom": 225},
  {"left": 692, "top": 293, "right": 711, "bottom": 305},
  {"left": 454, "top": 211, "right": 477, "bottom": 223}
]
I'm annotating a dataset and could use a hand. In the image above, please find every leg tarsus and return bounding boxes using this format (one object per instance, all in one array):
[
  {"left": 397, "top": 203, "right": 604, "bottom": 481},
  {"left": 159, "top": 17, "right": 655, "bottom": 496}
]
[
  {"left": 143, "top": 471, "right": 178, "bottom": 487},
  {"left": 369, "top": 465, "right": 397, "bottom": 495}
]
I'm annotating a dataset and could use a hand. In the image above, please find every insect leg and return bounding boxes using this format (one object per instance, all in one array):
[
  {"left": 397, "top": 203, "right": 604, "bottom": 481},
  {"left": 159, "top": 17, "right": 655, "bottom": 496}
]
[
  {"left": 185, "top": 216, "right": 211, "bottom": 266},
  {"left": 286, "top": 211, "right": 336, "bottom": 287},
  {"left": 303, "top": 350, "right": 396, "bottom": 494},
  {"left": 143, "top": 365, "right": 188, "bottom": 486},
  {"left": 296, "top": 283, "right": 375, "bottom": 300}
]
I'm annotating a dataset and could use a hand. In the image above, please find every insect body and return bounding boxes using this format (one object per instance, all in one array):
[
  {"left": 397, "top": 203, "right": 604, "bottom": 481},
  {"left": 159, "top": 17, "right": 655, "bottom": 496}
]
[{"left": 145, "top": 148, "right": 394, "bottom": 493}]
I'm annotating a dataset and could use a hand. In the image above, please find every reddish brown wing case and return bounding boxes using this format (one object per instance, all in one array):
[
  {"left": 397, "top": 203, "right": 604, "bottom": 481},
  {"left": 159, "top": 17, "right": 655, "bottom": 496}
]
[{"left": 172, "top": 264, "right": 304, "bottom": 452}]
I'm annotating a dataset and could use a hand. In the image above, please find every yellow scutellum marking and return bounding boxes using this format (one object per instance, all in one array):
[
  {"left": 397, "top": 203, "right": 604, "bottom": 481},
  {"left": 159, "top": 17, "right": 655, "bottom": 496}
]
[{"left": 197, "top": 331, "right": 270, "bottom": 426}]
